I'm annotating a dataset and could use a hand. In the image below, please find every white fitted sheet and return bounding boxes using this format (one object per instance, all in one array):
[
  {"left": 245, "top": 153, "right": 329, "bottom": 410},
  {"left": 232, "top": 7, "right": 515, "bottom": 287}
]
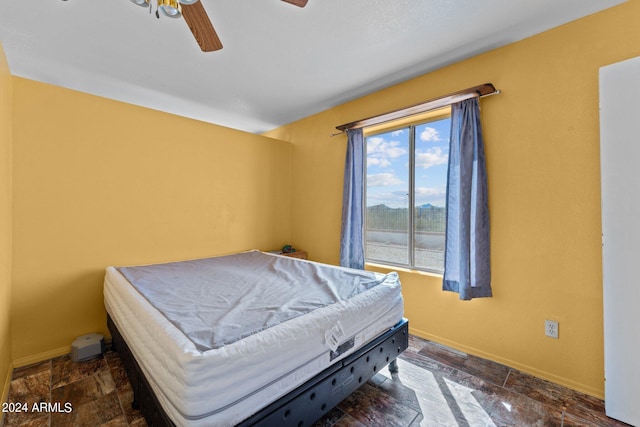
[{"left": 104, "top": 251, "right": 403, "bottom": 427}]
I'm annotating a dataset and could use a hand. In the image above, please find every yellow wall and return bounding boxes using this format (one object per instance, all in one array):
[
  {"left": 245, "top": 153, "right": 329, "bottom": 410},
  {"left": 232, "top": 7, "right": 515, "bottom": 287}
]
[
  {"left": 10, "top": 78, "right": 292, "bottom": 363},
  {"left": 0, "top": 43, "right": 13, "bottom": 411},
  {"left": 6, "top": 0, "right": 640, "bottom": 399},
  {"left": 265, "top": 1, "right": 640, "bottom": 398}
]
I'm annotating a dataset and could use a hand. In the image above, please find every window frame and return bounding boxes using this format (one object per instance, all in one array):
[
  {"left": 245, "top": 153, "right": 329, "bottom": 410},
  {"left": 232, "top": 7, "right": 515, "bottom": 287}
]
[{"left": 363, "top": 107, "right": 451, "bottom": 275}]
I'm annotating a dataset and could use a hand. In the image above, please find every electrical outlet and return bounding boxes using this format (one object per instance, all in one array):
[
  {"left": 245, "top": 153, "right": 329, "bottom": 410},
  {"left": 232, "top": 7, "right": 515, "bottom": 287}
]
[{"left": 545, "top": 320, "right": 559, "bottom": 339}]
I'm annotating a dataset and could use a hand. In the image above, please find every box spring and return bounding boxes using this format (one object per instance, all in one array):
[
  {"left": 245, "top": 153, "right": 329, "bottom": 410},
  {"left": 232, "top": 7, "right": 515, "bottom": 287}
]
[{"left": 108, "top": 315, "right": 408, "bottom": 427}]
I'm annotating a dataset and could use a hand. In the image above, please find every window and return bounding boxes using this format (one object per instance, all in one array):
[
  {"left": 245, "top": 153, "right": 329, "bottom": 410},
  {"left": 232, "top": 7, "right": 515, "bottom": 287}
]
[{"left": 364, "top": 107, "right": 451, "bottom": 274}]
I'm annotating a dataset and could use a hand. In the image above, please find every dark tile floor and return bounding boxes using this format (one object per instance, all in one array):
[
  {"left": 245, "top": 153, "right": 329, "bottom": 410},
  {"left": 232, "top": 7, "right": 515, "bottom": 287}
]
[
  {"left": 1, "top": 335, "right": 630, "bottom": 427},
  {"left": 2, "top": 350, "right": 144, "bottom": 427}
]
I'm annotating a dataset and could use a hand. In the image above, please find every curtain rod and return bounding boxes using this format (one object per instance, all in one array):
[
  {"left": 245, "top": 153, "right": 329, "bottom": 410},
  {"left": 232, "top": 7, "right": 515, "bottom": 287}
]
[{"left": 334, "top": 83, "right": 500, "bottom": 134}]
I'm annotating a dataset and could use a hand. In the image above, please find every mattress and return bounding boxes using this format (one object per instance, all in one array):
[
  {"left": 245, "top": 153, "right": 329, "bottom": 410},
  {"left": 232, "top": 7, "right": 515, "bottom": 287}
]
[{"left": 104, "top": 250, "right": 404, "bottom": 427}]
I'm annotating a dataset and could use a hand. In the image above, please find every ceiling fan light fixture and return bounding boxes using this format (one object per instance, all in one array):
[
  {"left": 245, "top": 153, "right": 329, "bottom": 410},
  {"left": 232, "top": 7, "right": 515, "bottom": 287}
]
[
  {"left": 158, "top": 0, "right": 181, "bottom": 18},
  {"left": 129, "top": 0, "right": 150, "bottom": 6}
]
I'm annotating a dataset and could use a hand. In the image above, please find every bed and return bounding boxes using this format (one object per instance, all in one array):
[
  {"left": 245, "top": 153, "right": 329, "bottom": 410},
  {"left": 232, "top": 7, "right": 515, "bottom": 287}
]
[{"left": 104, "top": 250, "right": 408, "bottom": 426}]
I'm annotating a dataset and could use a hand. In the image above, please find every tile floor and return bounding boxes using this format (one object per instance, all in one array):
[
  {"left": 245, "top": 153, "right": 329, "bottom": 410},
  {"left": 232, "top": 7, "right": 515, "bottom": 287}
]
[{"left": 1, "top": 335, "right": 630, "bottom": 427}]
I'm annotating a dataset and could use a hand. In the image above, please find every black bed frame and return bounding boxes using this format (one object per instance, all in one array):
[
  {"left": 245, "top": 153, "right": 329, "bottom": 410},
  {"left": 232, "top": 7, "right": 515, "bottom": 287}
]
[{"left": 108, "top": 315, "right": 408, "bottom": 427}]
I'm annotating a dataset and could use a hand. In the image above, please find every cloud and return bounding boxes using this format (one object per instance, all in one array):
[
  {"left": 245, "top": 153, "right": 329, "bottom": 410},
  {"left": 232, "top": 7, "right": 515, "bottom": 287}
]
[
  {"left": 415, "top": 187, "right": 446, "bottom": 198},
  {"left": 420, "top": 127, "right": 441, "bottom": 142},
  {"left": 367, "top": 157, "right": 391, "bottom": 168},
  {"left": 367, "top": 135, "right": 407, "bottom": 174},
  {"left": 415, "top": 186, "right": 447, "bottom": 206},
  {"left": 367, "top": 173, "right": 403, "bottom": 187},
  {"left": 366, "top": 136, "right": 385, "bottom": 154},
  {"left": 416, "top": 147, "right": 448, "bottom": 169},
  {"left": 367, "top": 136, "right": 406, "bottom": 158}
]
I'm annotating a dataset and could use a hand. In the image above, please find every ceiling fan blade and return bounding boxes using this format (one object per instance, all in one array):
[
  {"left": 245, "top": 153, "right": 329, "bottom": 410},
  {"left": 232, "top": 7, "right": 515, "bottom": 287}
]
[
  {"left": 282, "top": 0, "right": 308, "bottom": 7},
  {"left": 181, "top": 1, "right": 223, "bottom": 52}
]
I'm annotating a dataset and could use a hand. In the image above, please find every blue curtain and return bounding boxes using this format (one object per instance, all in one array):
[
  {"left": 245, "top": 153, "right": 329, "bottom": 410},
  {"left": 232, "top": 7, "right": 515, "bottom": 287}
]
[
  {"left": 443, "top": 98, "right": 492, "bottom": 300},
  {"left": 339, "top": 128, "right": 365, "bottom": 269}
]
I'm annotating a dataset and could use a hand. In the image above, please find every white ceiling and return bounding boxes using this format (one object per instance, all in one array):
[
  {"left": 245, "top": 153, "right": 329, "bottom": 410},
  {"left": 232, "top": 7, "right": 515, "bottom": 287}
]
[{"left": 0, "top": 0, "right": 626, "bottom": 133}]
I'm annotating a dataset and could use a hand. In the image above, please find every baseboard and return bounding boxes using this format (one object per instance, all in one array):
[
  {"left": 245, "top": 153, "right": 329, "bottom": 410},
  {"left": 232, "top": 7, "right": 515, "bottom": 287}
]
[
  {"left": 1, "top": 360, "right": 13, "bottom": 425},
  {"left": 408, "top": 326, "right": 604, "bottom": 400},
  {"left": 12, "top": 346, "right": 71, "bottom": 369}
]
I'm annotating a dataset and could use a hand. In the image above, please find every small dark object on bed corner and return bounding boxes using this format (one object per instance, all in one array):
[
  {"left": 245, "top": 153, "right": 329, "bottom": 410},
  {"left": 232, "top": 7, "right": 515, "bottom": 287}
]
[{"left": 281, "top": 244, "right": 296, "bottom": 253}]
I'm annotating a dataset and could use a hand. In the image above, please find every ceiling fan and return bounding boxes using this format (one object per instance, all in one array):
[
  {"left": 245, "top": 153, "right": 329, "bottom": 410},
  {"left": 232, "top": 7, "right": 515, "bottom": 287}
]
[{"left": 129, "top": 0, "right": 308, "bottom": 52}]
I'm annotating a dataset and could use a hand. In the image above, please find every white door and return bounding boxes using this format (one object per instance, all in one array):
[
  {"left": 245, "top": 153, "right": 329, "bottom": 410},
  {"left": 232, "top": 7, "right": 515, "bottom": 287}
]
[{"left": 600, "top": 56, "right": 640, "bottom": 426}]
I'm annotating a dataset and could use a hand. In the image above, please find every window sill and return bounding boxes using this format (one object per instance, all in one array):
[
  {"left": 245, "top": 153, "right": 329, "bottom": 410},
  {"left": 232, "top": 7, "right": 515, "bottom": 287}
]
[{"left": 365, "top": 262, "right": 443, "bottom": 279}]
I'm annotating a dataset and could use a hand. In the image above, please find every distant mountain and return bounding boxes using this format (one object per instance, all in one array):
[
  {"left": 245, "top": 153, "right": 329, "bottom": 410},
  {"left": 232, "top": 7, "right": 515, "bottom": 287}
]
[{"left": 368, "top": 204, "right": 392, "bottom": 210}]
